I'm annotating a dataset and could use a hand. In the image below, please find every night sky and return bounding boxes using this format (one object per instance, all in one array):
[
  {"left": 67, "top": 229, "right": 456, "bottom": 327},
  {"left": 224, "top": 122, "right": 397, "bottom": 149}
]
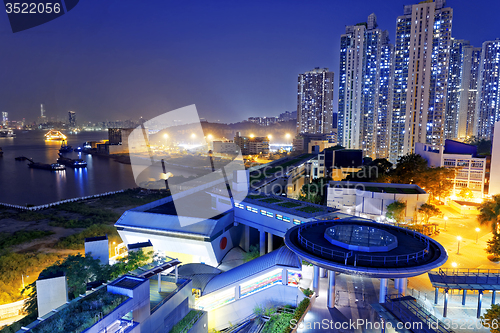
[{"left": 0, "top": 0, "right": 498, "bottom": 124}]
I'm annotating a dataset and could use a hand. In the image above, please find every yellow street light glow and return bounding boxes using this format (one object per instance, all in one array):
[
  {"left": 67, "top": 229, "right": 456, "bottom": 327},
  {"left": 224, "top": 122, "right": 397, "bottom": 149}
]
[
  {"left": 207, "top": 134, "right": 213, "bottom": 140},
  {"left": 476, "top": 228, "right": 480, "bottom": 232},
  {"left": 444, "top": 216, "right": 448, "bottom": 220},
  {"left": 267, "top": 134, "right": 272, "bottom": 139},
  {"left": 249, "top": 134, "right": 255, "bottom": 138},
  {"left": 457, "top": 236, "right": 462, "bottom": 241},
  {"left": 191, "top": 133, "right": 196, "bottom": 138},
  {"left": 285, "top": 133, "right": 291, "bottom": 139},
  {"left": 451, "top": 262, "right": 457, "bottom": 268},
  {"left": 163, "top": 133, "right": 169, "bottom": 139}
]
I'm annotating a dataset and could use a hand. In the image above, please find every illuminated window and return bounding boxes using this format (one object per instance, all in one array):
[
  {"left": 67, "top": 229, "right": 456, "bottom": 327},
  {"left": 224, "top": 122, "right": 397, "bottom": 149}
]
[
  {"left": 293, "top": 219, "right": 301, "bottom": 225},
  {"left": 276, "top": 214, "right": 283, "bottom": 221}
]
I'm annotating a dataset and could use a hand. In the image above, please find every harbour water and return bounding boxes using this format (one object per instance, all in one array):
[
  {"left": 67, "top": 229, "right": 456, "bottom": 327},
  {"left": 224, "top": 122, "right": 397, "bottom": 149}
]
[{"left": 0, "top": 131, "right": 138, "bottom": 205}]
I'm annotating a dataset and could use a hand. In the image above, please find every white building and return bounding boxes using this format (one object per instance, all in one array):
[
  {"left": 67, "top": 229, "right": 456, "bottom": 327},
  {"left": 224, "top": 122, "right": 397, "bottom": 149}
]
[
  {"left": 415, "top": 140, "right": 487, "bottom": 199},
  {"left": 326, "top": 181, "right": 428, "bottom": 222},
  {"left": 212, "top": 141, "right": 239, "bottom": 154}
]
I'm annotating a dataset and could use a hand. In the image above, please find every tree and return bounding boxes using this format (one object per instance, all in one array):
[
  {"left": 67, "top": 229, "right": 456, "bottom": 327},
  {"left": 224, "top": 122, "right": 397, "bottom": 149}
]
[
  {"left": 486, "top": 233, "right": 500, "bottom": 259},
  {"left": 243, "top": 245, "right": 260, "bottom": 262},
  {"left": 458, "top": 187, "right": 474, "bottom": 201},
  {"left": 386, "top": 201, "right": 406, "bottom": 224},
  {"left": 418, "top": 203, "right": 441, "bottom": 224},
  {"left": 481, "top": 304, "right": 500, "bottom": 333},
  {"left": 478, "top": 195, "right": 500, "bottom": 234},
  {"left": 420, "top": 167, "right": 455, "bottom": 202},
  {"left": 465, "top": 136, "right": 492, "bottom": 156},
  {"left": 298, "top": 178, "right": 329, "bottom": 204},
  {"left": 387, "top": 154, "right": 428, "bottom": 185},
  {"left": 344, "top": 158, "right": 393, "bottom": 182}
]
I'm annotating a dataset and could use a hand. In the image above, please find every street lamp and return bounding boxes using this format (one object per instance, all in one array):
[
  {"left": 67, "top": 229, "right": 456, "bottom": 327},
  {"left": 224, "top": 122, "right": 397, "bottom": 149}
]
[
  {"left": 249, "top": 134, "right": 255, "bottom": 138},
  {"left": 163, "top": 133, "right": 169, "bottom": 139},
  {"left": 476, "top": 228, "right": 480, "bottom": 244},
  {"left": 451, "top": 262, "right": 457, "bottom": 268},
  {"left": 457, "top": 236, "right": 462, "bottom": 254},
  {"left": 444, "top": 216, "right": 448, "bottom": 231}
]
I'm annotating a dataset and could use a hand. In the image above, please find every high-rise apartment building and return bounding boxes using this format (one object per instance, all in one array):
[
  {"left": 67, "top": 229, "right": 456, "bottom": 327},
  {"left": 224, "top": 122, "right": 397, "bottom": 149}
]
[
  {"left": 475, "top": 40, "right": 500, "bottom": 139},
  {"left": 1, "top": 112, "right": 7, "bottom": 127},
  {"left": 68, "top": 111, "right": 76, "bottom": 127},
  {"left": 389, "top": 0, "right": 453, "bottom": 163},
  {"left": 446, "top": 39, "right": 481, "bottom": 140},
  {"left": 338, "top": 14, "right": 393, "bottom": 159},
  {"left": 297, "top": 68, "right": 334, "bottom": 134}
]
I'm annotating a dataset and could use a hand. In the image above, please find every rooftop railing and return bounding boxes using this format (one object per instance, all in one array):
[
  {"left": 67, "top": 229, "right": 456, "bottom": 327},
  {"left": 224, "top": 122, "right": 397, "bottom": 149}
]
[{"left": 297, "top": 221, "right": 431, "bottom": 267}]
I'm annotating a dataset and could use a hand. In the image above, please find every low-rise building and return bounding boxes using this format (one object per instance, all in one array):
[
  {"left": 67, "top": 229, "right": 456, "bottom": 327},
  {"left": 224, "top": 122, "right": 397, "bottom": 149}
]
[
  {"left": 415, "top": 140, "right": 487, "bottom": 199},
  {"left": 212, "top": 141, "right": 239, "bottom": 154},
  {"left": 233, "top": 132, "right": 269, "bottom": 155},
  {"left": 326, "top": 181, "right": 428, "bottom": 222}
]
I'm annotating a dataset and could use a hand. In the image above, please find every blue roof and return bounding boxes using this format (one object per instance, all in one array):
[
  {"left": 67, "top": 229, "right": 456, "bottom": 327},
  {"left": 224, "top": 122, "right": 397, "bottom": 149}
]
[{"left": 202, "top": 247, "right": 301, "bottom": 295}]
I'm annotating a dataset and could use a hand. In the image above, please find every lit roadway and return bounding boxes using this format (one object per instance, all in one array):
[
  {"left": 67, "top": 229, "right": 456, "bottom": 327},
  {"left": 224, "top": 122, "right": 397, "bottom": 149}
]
[{"left": 297, "top": 207, "right": 495, "bottom": 333}]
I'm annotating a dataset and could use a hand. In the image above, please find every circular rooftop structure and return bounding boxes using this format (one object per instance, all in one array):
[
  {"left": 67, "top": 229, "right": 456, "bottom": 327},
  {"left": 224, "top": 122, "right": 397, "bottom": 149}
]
[
  {"left": 324, "top": 225, "right": 398, "bottom": 252},
  {"left": 284, "top": 219, "right": 448, "bottom": 278}
]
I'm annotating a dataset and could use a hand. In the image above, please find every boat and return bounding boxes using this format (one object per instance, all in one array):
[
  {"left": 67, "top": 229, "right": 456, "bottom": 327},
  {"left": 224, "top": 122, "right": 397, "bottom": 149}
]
[
  {"left": 44, "top": 130, "right": 67, "bottom": 141},
  {"left": 57, "top": 153, "right": 87, "bottom": 168},
  {"left": 59, "top": 141, "right": 73, "bottom": 153},
  {"left": 15, "top": 156, "right": 28, "bottom": 161},
  {"left": 0, "top": 129, "right": 15, "bottom": 137},
  {"left": 74, "top": 146, "right": 82, "bottom": 152},
  {"left": 28, "top": 162, "right": 66, "bottom": 171}
]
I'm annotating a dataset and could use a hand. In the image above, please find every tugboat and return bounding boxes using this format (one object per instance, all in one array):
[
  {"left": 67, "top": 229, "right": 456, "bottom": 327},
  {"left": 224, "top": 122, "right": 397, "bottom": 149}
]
[
  {"left": 59, "top": 140, "right": 73, "bottom": 153},
  {"left": 57, "top": 153, "right": 87, "bottom": 168},
  {"left": 0, "top": 129, "right": 15, "bottom": 137},
  {"left": 15, "top": 156, "right": 28, "bottom": 161},
  {"left": 28, "top": 162, "right": 66, "bottom": 171}
]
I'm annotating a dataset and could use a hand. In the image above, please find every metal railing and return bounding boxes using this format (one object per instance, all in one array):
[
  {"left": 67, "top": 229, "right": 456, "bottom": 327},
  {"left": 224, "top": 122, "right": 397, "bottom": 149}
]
[
  {"left": 150, "top": 278, "right": 190, "bottom": 314},
  {"left": 385, "top": 295, "right": 455, "bottom": 333},
  {"left": 433, "top": 268, "right": 500, "bottom": 276},
  {"left": 298, "top": 221, "right": 431, "bottom": 267}
]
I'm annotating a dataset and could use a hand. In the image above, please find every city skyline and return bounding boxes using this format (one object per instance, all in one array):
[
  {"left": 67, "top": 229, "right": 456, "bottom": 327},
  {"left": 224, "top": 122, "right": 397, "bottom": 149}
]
[{"left": 0, "top": 0, "right": 499, "bottom": 124}]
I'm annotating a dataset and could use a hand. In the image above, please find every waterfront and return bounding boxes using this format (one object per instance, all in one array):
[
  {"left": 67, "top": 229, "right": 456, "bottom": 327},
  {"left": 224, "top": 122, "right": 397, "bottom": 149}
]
[{"left": 0, "top": 131, "right": 137, "bottom": 205}]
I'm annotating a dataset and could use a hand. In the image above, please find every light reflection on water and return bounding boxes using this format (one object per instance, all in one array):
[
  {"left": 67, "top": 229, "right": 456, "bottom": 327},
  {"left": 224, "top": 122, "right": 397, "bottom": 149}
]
[{"left": 0, "top": 131, "right": 138, "bottom": 205}]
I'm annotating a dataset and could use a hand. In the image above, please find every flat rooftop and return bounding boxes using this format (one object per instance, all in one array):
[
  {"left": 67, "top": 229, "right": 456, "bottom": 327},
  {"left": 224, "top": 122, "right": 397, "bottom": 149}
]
[
  {"left": 145, "top": 192, "right": 225, "bottom": 219},
  {"left": 242, "top": 192, "right": 337, "bottom": 218},
  {"left": 110, "top": 276, "right": 144, "bottom": 289},
  {"left": 329, "top": 181, "right": 426, "bottom": 194}
]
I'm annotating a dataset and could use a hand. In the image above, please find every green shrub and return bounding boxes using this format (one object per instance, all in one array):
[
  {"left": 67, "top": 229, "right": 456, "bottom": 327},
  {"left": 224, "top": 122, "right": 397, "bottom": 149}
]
[
  {"left": 168, "top": 310, "right": 203, "bottom": 333},
  {"left": 302, "top": 288, "right": 314, "bottom": 297},
  {"left": 277, "top": 202, "right": 301, "bottom": 208},
  {"left": 55, "top": 224, "right": 121, "bottom": 250},
  {"left": 290, "top": 298, "right": 310, "bottom": 329},
  {"left": 0, "top": 230, "right": 54, "bottom": 251}
]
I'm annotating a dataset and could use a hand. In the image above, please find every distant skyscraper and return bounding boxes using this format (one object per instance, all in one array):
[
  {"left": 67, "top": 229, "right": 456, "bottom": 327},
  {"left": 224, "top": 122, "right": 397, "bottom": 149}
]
[
  {"left": 475, "top": 40, "right": 500, "bottom": 140},
  {"left": 389, "top": 0, "right": 453, "bottom": 163},
  {"left": 338, "top": 14, "right": 393, "bottom": 159},
  {"left": 1, "top": 112, "right": 7, "bottom": 127},
  {"left": 297, "top": 68, "right": 334, "bottom": 134},
  {"left": 68, "top": 111, "right": 76, "bottom": 127},
  {"left": 40, "top": 104, "right": 46, "bottom": 123},
  {"left": 446, "top": 39, "right": 481, "bottom": 140}
]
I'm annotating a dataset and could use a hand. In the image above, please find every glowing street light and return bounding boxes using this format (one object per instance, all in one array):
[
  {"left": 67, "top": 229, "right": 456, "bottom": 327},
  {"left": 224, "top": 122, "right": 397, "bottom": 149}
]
[
  {"left": 267, "top": 134, "right": 272, "bottom": 140},
  {"left": 207, "top": 134, "right": 213, "bottom": 140},
  {"left": 249, "top": 134, "right": 255, "bottom": 138},
  {"left": 191, "top": 133, "right": 196, "bottom": 139},
  {"left": 451, "top": 262, "right": 457, "bottom": 268},
  {"left": 285, "top": 133, "right": 291, "bottom": 139},
  {"left": 476, "top": 228, "right": 480, "bottom": 244},
  {"left": 457, "top": 236, "right": 462, "bottom": 254},
  {"left": 163, "top": 133, "right": 169, "bottom": 139}
]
